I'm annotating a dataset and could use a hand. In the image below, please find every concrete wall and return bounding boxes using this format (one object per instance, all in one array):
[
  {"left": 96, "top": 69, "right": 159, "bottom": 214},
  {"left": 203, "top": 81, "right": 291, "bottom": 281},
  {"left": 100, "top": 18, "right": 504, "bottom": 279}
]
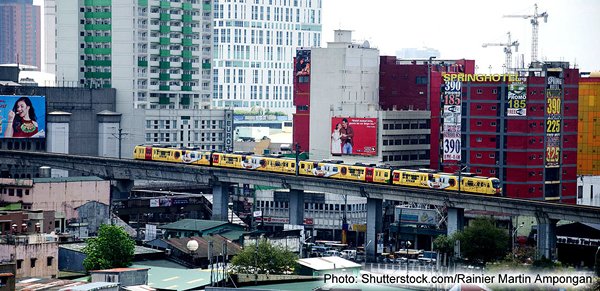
[
  {"left": 0, "top": 178, "right": 110, "bottom": 221},
  {"left": 577, "top": 175, "right": 600, "bottom": 207},
  {"left": 309, "top": 31, "right": 381, "bottom": 162},
  {"left": 77, "top": 201, "right": 110, "bottom": 236},
  {"left": 0, "top": 240, "right": 58, "bottom": 278},
  {"left": 57, "top": 247, "right": 86, "bottom": 273},
  {"left": 91, "top": 269, "right": 148, "bottom": 287}
]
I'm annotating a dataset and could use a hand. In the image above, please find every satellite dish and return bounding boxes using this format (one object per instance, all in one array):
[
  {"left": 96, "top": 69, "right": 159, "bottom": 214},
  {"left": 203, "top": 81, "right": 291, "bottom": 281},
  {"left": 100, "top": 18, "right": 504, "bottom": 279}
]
[{"left": 362, "top": 40, "right": 370, "bottom": 48}]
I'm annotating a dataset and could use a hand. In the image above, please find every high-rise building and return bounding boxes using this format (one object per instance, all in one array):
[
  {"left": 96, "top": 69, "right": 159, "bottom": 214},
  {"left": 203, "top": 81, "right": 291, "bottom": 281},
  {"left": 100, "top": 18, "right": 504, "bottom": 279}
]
[
  {"left": 430, "top": 62, "right": 579, "bottom": 203},
  {"left": 577, "top": 72, "right": 600, "bottom": 175},
  {"left": 212, "top": 0, "right": 322, "bottom": 116},
  {"left": 298, "top": 31, "right": 431, "bottom": 168},
  {"left": 53, "top": 0, "right": 233, "bottom": 156},
  {"left": 0, "top": 0, "right": 41, "bottom": 70}
]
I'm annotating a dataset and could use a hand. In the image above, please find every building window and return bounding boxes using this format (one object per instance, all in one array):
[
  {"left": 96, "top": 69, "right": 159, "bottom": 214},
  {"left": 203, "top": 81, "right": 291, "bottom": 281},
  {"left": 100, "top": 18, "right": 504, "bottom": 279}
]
[
  {"left": 591, "top": 185, "right": 594, "bottom": 200},
  {"left": 492, "top": 89, "right": 498, "bottom": 94},
  {"left": 476, "top": 169, "right": 482, "bottom": 174},
  {"left": 476, "top": 153, "right": 482, "bottom": 158},
  {"left": 47, "top": 257, "right": 53, "bottom": 266},
  {"left": 476, "top": 121, "right": 482, "bottom": 126},
  {"left": 17, "top": 260, "right": 23, "bottom": 269},
  {"left": 490, "top": 169, "right": 496, "bottom": 174},
  {"left": 30, "top": 258, "right": 37, "bottom": 268},
  {"left": 490, "top": 122, "right": 497, "bottom": 126},
  {"left": 476, "top": 105, "right": 482, "bottom": 110},
  {"left": 415, "top": 76, "right": 427, "bottom": 84},
  {"left": 578, "top": 185, "right": 583, "bottom": 199},
  {"left": 476, "top": 137, "right": 482, "bottom": 142},
  {"left": 489, "top": 153, "right": 495, "bottom": 158},
  {"left": 476, "top": 89, "right": 483, "bottom": 94}
]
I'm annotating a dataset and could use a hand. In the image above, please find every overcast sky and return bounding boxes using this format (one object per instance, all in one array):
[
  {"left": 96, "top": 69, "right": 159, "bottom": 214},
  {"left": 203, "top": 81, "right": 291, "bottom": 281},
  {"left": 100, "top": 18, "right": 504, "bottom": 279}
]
[
  {"left": 34, "top": 0, "right": 599, "bottom": 73},
  {"left": 321, "top": 0, "right": 600, "bottom": 73}
]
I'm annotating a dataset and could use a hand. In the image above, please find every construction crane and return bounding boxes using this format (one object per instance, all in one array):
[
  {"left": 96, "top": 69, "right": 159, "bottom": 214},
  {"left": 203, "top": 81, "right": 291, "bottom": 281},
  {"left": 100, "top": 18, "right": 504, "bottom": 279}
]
[
  {"left": 482, "top": 32, "right": 519, "bottom": 72},
  {"left": 504, "top": 3, "right": 548, "bottom": 63}
]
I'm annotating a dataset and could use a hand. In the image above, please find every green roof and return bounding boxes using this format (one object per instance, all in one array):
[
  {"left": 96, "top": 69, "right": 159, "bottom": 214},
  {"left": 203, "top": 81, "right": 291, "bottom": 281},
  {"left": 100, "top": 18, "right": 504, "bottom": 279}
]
[
  {"left": 219, "top": 230, "right": 246, "bottom": 241},
  {"left": 0, "top": 203, "right": 22, "bottom": 211},
  {"left": 33, "top": 176, "right": 105, "bottom": 183},
  {"left": 131, "top": 263, "right": 224, "bottom": 290},
  {"left": 159, "top": 219, "right": 229, "bottom": 232}
]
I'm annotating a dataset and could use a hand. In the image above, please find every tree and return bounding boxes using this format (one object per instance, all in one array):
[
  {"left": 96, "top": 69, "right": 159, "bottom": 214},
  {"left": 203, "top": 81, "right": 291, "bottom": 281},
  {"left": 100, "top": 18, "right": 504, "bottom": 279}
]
[
  {"left": 230, "top": 238, "right": 297, "bottom": 274},
  {"left": 454, "top": 217, "right": 509, "bottom": 264},
  {"left": 83, "top": 224, "right": 136, "bottom": 271},
  {"left": 433, "top": 234, "right": 455, "bottom": 266}
]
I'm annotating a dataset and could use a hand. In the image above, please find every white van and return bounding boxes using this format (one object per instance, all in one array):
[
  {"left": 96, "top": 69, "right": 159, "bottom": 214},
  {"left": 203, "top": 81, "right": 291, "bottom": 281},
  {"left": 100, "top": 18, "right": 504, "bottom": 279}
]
[{"left": 340, "top": 250, "right": 357, "bottom": 260}]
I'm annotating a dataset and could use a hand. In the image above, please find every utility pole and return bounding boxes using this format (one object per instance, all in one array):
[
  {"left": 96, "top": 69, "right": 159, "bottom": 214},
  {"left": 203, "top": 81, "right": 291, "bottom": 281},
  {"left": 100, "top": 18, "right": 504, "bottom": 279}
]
[
  {"left": 295, "top": 143, "right": 301, "bottom": 176},
  {"left": 112, "top": 128, "right": 128, "bottom": 159},
  {"left": 342, "top": 194, "right": 348, "bottom": 245}
]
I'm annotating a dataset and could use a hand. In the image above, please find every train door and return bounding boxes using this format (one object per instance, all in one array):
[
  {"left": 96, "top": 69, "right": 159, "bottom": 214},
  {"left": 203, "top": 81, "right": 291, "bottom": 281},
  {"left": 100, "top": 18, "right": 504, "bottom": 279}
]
[
  {"left": 365, "top": 168, "right": 374, "bottom": 182},
  {"left": 145, "top": 147, "right": 152, "bottom": 160}
]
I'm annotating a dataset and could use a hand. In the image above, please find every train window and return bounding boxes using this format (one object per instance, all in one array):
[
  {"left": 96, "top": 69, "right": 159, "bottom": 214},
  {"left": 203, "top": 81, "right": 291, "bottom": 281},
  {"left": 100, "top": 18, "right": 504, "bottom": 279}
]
[
  {"left": 449, "top": 179, "right": 456, "bottom": 186},
  {"left": 275, "top": 161, "right": 281, "bottom": 167},
  {"left": 291, "top": 163, "right": 295, "bottom": 168},
  {"left": 467, "top": 181, "right": 474, "bottom": 186},
  {"left": 384, "top": 172, "right": 389, "bottom": 177}
]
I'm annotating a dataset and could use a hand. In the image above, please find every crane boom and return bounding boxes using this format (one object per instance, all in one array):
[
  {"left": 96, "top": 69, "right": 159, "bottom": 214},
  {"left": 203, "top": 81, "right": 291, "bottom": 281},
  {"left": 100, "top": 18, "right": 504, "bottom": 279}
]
[
  {"left": 503, "top": 3, "right": 548, "bottom": 63},
  {"left": 482, "top": 32, "right": 520, "bottom": 72}
]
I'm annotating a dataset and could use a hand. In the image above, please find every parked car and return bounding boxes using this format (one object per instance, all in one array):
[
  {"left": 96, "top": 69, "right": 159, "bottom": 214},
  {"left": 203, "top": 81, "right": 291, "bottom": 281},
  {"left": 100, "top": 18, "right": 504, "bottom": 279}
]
[
  {"left": 323, "top": 250, "right": 342, "bottom": 257},
  {"left": 340, "top": 249, "right": 357, "bottom": 260}
]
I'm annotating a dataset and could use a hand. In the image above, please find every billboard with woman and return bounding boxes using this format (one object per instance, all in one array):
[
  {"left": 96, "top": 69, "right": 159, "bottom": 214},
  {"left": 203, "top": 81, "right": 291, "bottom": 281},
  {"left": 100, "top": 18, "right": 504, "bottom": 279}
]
[{"left": 0, "top": 95, "right": 46, "bottom": 139}]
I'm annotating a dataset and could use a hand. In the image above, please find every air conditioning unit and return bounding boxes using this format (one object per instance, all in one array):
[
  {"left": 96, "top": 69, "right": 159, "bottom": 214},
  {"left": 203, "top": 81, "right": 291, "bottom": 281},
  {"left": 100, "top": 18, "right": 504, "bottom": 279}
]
[{"left": 165, "top": 249, "right": 172, "bottom": 255}]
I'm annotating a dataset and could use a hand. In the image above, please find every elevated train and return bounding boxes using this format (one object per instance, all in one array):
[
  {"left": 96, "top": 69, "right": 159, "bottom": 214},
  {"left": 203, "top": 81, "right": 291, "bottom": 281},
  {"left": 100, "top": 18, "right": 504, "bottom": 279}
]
[{"left": 133, "top": 145, "right": 502, "bottom": 196}]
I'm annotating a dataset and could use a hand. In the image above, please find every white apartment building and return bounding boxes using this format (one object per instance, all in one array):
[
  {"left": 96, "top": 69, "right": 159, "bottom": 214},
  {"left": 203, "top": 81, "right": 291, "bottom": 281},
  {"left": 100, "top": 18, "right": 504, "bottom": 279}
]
[
  {"left": 212, "top": 0, "right": 322, "bottom": 116},
  {"left": 577, "top": 176, "right": 600, "bottom": 207},
  {"left": 51, "top": 0, "right": 233, "bottom": 155}
]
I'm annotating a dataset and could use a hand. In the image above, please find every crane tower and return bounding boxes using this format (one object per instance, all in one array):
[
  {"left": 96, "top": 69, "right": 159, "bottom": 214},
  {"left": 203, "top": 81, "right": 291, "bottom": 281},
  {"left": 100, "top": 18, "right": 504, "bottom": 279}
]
[
  {"left": 504, "top": 3, "right": 548, "bottom": 63},
  {"left": 482, "top": 32, "right": 520, "bottom": 72}
]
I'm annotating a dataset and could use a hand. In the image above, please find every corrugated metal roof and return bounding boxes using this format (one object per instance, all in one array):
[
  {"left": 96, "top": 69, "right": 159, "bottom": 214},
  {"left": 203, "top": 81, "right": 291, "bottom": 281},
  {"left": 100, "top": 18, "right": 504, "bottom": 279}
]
[
  {"left": 58, "top": 282, "right": 119, "bottom": 291},
  {"left": 159, "top": 219, "right": 228, "bottom": 231}
]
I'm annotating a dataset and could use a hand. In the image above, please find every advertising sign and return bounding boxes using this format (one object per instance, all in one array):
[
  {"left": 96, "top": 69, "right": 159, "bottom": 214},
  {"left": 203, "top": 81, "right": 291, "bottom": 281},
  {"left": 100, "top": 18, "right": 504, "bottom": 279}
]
[
  {"left": 394, "top": 206, "right": 438, "bottom": 226},
  {"left": 507, "top": 82, "right": 527, "bottom": 116},
  {"left": 441, "top": 80, "right": 462, "bottom": 162},
  {"left": 149, "top": 199, "right": 160, "bottom": 208},
  {"left": 443, "top": 105, "right": 462, "bottom": 124},
  {"left": 331, "top": 117, "right": 377, "bottom": 156},
  {"left": 295, "top": 49, "right": 311, "bottom": 76},
  {"left": 0, "top": 95, "right": 46, "bottom": 138},
  {"left": 545, "top": 71, "right": 563, "bottom": 167}
]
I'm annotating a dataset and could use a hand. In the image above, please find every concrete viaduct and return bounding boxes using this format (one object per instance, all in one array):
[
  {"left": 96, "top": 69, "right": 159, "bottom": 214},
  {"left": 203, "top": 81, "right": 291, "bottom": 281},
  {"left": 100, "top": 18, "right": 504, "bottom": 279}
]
[{"left": 1, "top": 150, "right": 599, "bottom": 261}]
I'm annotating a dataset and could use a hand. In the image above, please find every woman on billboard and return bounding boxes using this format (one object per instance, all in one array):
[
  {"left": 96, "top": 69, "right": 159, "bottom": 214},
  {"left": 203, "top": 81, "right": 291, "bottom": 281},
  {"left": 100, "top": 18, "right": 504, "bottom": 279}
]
[{"left": 4, "top": 97, "right": 40, "bottom": 138}]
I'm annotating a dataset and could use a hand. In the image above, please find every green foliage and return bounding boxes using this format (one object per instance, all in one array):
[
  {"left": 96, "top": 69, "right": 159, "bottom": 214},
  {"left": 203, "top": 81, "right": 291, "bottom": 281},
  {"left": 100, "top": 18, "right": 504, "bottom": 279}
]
[
  {"left": 433, "top": 234, "right": 454, "bottom": 256},
  {"left": 83, "top": 224, "right": 135, "bottom": 271},
  {"left": 532, "top": 256, "right": 562, "bottom": 270},
  {"left": 454, "top": 217, "right": 509, "bottom": 264},
  {"left": 230, "top": 238, "right": 297, "bottom": 274}
]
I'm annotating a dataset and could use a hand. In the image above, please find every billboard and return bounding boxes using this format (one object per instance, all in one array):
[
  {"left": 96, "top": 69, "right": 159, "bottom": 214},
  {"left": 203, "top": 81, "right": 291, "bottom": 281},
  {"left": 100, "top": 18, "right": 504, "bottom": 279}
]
[
  {"left": 394, "top": 206, "right": 438, "bottom": 226},
  {"left": 331, "top": 117, "right": 377, "bottom": 156},
  {"left": 545, "top": 71, "right": 563, "bottom": 167},
  {"left": 441, "top": 80, "right": 462, "bottom": 162},
  {"left": 507, "top": 82, "right": 527, "bottom": 117},
  {"left": 295, "top": 49, "right": 311, "bottom": 76},
  {"left": 0, "top": 95, "right": 46, "bottom": 138}
]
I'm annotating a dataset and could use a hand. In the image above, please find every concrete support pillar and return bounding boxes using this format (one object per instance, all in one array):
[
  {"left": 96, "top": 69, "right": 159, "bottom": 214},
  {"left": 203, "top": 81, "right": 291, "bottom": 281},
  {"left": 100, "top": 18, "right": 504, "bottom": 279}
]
[
  {"left": 212, "top": 183, "right": 231, "bottom": 221},
  {"left": 288, "top": 189, "right": 304, "bottom": 225},
  {"left": 47, "top": 111, "right": 71, "bottom": 177},
  {"left": 97, "top": 111, "right": 122, "bottom": 158},
  {"left": 366, "top": 198, "right": 382, "bottom": 262},
  {"left": 111, "top": 179, "right": 134, "bottom": 201},
  {"left": 536, "top": 212, "right": 557, "bottom": 260},
  {"left": 447, "top": 208, "right": 465, "bottom": 236}
]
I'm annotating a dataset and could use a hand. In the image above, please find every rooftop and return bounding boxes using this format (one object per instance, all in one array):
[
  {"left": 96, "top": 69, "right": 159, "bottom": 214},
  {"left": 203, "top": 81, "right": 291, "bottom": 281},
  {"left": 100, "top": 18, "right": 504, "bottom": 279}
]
[
  {"left": 296, "top": 256, "right": 361, "bottom": 271},
  {"left": 91, "top": 267, "right": 149, "bottom": 273},
  {"left": 58, "top": 282, "right": 119, "bottom": 291},
  {"left": 131, "top": 263, "right": 224, "bottom": 291},
  {"left": 60, "top": 243, "right": 164, "bottom": 255},
  {"left": 159, "top": 219, "right": 229, "bottom": 232}
]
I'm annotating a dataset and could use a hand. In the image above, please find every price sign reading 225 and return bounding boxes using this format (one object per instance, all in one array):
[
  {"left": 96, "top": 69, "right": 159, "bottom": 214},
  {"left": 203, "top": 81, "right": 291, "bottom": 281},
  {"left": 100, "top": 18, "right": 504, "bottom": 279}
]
[{"left": 546, "top": 119, "right": 561, "bottom": 134}]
